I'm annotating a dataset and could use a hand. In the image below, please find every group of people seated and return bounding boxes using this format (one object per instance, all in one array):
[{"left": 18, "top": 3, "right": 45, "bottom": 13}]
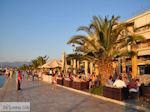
[
  {"left": 107, "top": 75, "right": 141, "bottom": 92},
  {"left": 58, "top": 73, "right": 99, "bottom": 89}
]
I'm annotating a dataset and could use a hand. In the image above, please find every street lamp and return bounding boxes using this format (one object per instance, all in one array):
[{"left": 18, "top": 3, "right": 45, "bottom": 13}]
[
  {"left": 127, "top": 43, "right": 131, "bottom": 51},
  {"left": 72, "top": 44, "right": 75, "bottom": 52}
]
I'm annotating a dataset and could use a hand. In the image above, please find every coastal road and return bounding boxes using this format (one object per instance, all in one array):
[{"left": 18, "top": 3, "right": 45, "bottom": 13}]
[{"left": 0, "top": 76, "right": 145, "bottom": 112}]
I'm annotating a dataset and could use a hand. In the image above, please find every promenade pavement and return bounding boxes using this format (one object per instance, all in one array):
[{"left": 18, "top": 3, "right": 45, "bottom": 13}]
[{"left": 0, "top": 76, "right": 146, "bottom": 112}]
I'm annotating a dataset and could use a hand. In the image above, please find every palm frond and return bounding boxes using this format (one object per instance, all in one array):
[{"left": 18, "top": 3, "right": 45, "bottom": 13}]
[
  {"left": 77, "top": 26, "right": 93, "bottom": 37},
  {"left": 133, "top": 35, "right": 146, "bottom": 42},
  {"left": 67, "top": 35, "right": 99, "bottom": 52}
]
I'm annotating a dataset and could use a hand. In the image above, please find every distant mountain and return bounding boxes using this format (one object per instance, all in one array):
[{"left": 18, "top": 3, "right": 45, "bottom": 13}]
[{"left": 0, "top": 61, "right": 31, "bottom": 68}]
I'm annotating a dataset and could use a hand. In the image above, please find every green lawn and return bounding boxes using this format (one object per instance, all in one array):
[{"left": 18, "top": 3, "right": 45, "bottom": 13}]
[{"left": 91, "top": 86, "right": 103, "bottom": 96}]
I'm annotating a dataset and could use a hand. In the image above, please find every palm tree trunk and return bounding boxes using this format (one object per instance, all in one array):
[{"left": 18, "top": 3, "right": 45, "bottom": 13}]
[
  {"left": 98, "top": 61, "right": 114, "bottom": 85},
  {"left": 132, "top": 56, "right": 137, "bottom": 79},
  {"left": 131, "top": 41, "right": 138, "bottom": 79},
  {"left": 77, "top": 60, "right": 80, "bottom": 73}
]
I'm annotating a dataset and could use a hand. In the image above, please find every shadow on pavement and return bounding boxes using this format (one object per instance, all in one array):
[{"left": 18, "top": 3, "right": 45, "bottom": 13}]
[
  {"left": 124, "top": 99, "right": 146, "bottom": 112},
  {"left": 66, "top": 97, "right": 90, "bottom": 112},
  {"left": 22, "top": 83, "right": 49, "bottom": 91}
]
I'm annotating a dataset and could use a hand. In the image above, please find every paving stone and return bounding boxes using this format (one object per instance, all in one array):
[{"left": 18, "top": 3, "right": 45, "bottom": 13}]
[{"left": 0, "top": 76, "right": 147, "bottom": 112}]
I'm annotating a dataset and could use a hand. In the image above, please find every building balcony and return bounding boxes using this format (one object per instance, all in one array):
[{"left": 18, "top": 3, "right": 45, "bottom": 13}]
[
  {"left": 137, "top": 43, "right": 150, "bottom": 56},
  {"left": 134, "top": 24, "right": 150, "bottom": 33},
  {"left": 137, "top": 59, "right": 150, "bottom": 65}
]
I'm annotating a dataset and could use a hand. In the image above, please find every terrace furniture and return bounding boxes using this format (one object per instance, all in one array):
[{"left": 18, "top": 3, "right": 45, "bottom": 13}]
[
  {"left": 142, "top": 86, "right": 150, "bottom": 103},
  {"left": 72, "top": 81, "right": 87, "bottom": 90},
  {"left": 63, "top": 80, "right": 72, "bottom": 87},
  {"left": 128, "top": 85, "right": 143, "bottom": 101},
  {"left": 128, "top": 91, "right": 140, "bottom": 100},
  {"left": 57, "top": 79, "right": 64, "bottom": 85},
  {"left": 103, "top": 86, "right": 129, "bottom": 101}
]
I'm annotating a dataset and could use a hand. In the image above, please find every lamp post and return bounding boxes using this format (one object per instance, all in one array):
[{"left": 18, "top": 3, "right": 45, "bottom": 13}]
[{"left": 72, "top": 44, "right": 75, "bottom": 52}]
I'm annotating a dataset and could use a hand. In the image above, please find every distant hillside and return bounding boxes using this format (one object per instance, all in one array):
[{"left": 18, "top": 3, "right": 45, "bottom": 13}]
[{"left": 0, "top": 61, "right": 31, "bottom": 68}]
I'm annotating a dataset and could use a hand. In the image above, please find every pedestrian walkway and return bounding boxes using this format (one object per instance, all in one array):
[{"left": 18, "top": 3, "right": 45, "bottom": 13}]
[{"left": 0, "top": 77, "right": 147, "bottom": 112}]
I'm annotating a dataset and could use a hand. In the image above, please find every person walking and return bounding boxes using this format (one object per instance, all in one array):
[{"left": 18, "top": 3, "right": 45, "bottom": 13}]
[
  {"left": 10, "top": 69, "right": 13, "bottom": 79},
  {"left": 17, "top": 71, "right": 22, "bottom": 91},
  {"left": 21, "top": 70, "right": 25, "bottom": 78},
  {"left": 89, "top": 75, "right": 92, "bottom": 91},
  {"left": 15, "top": 70, "right": 18, "bottom": 90},
  {"left": 32, "top": 70, "right": 34, "bottom": 81},
  {"left": 27, "top": 71, "right": 30, "bottom": 80},
  {"left": 52, "top": 73, "right": 57, "bottom": 90},
  {"left": 96, "top": 73, "right": 101, "bottom": 87}
]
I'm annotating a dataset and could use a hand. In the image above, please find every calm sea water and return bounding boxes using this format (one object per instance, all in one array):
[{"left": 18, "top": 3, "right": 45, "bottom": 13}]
[{"left": 0, "top": 75, "right": 7, "bottom": 88}]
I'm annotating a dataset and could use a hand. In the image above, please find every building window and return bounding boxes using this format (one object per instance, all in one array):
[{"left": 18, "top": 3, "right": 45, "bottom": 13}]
[
  {"left": 139, "top": 65, "right": 150, "bottom": 75},
  {"left": 148, "top": 39, "right": 150, "bottom": 47},
  {"left": 139, "top": 65, "right": 145, "bottom": 75},
  {"left": 145, "top": 65, "right": 150, "bottom": 74}
]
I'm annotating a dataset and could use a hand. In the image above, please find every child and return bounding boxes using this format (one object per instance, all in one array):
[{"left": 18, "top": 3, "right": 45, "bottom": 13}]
[{"left": 52, "top": 73, "right": 57, "bottom": 90}]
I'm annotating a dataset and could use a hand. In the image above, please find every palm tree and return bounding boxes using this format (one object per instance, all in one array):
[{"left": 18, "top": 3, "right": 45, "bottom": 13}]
[
  {"left": 67, "top": 15, "right": 130, "bottom": 85},
  {"left": 20, "top": 64, "right": 29, "bottom": 70},
  {"left": 37, "top": 55, "right": 48, "bottom": 67},
  {"left": 31, "top": 59, "right": 39, "bottom": 71}
]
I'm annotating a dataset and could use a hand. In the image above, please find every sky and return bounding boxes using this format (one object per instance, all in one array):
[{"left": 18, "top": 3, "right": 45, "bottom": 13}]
[{"left": 0, "top": 0, "right": 150, "bottom": 62}]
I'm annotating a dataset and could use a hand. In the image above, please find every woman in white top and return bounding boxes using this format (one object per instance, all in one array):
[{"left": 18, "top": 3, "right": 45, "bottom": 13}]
[{"left": 113, "top": 76, "right": 126, "bottom": 88}]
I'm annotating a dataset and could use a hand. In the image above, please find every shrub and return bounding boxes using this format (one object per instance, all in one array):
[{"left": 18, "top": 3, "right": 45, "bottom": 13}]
[{"left": 91, "top": 85, "right": 103, "bottom": 95}]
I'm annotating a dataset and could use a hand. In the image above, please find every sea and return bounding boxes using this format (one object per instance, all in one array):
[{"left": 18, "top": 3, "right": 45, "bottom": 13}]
[{"left": 0, "top": 75, "right": 7, "bottom": 88}]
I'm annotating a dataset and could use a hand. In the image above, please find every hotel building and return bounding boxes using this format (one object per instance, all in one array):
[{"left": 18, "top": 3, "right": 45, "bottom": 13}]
[{"left": 125, "top": 10, "right": 150, "bottom": 75}]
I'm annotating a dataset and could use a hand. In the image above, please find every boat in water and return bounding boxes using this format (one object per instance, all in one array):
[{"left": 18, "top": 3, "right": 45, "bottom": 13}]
[{"left": 0, "top": 68, "right": 6, "bottom": 75}]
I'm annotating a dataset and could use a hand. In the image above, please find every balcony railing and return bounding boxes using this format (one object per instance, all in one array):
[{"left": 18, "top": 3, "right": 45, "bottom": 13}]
[
  {"left": 137, "top": 43, "right": 150, "bottom": 49},
  {"left": 134, "top": 23, "right": 150, "bottom": 32},
  {"left": 137, "top": 59, "right": 150, "bottom": 65}
]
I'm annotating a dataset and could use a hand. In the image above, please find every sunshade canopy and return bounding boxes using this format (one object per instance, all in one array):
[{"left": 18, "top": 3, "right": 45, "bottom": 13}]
[{"left": 41, "top": 59, "right": 62, "bottom": 69}]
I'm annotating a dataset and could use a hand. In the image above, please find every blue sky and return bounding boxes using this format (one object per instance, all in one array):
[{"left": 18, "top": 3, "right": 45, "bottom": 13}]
[{"left": 0, "top": 0, "right": 150, "bottom": 62}]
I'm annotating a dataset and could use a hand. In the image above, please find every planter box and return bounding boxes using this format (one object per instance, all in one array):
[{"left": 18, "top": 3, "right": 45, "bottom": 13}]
[
  {"left": 103, "top": 86, "right": 129, "bottom": 101},
  {"left": 57, "top": 79, "right": 63, "bottom": 85},
  {"left": 142, "top": 86, "right": 150, "bottom": 103},
  {"left": 72, "top": 81, "right": 87, "bottom": 90},
  {"left": 63, "top": 80, "right": 72, "bottom": 87}
]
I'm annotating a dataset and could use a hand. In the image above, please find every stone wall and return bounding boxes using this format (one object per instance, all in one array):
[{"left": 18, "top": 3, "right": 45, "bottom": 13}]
[{"left": 42, "top": 74, "right": 52, "bottom": 84}]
